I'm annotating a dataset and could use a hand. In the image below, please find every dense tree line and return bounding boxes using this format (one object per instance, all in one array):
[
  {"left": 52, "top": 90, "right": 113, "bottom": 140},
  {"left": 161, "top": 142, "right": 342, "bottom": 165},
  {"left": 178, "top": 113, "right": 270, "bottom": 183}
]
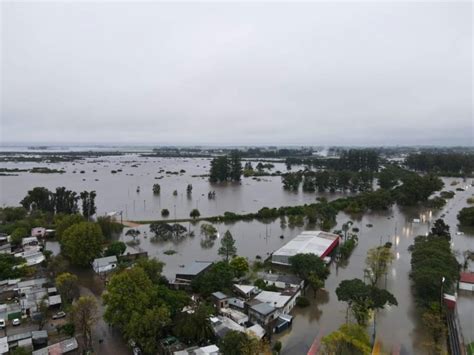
[
  {"left": 19, "top": 186, "right": 96, "bottom": 218},
  {"left": 209, "top": 151, "right": 243, "bottom": 182},
  {"left": 409, "top": 220, "right": 459, "bottom": 308},
  {"left": 405, "top": 152, "right": 474, "bottom": 176},
  {"left": 285, "top": 149, "right": 379, "bottom": 172}
]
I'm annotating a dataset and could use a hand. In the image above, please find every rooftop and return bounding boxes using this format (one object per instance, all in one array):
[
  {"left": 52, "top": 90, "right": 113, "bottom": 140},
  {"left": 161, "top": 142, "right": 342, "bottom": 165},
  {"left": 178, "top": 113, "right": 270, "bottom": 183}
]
[
  {"left": 250, "top": 302, "right": 276, "bottom": 316},
  {"left": 272, "top": 231, "right": 339, "bottom": 258},
  {"left": 177, "top": 261, "right": 213, "bottom": 276},
  {"left": 211, "top": 291, "right": 228, "bottom": 300},
  {"left": 254, "top": 290, "right": 293, "bottom": 309},
  {"left": 92, "top": 255, "right": 117, "bottom": 268}
]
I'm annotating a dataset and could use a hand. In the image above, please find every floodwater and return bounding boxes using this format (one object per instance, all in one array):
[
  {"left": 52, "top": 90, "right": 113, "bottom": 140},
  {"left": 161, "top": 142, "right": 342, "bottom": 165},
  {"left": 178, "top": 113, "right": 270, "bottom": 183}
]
[
  {"left": 2, "top": 155, "right": 474, "bottom": 354},
  {"left": 0, "top": 155, "right": 348, "bottom": 220}
]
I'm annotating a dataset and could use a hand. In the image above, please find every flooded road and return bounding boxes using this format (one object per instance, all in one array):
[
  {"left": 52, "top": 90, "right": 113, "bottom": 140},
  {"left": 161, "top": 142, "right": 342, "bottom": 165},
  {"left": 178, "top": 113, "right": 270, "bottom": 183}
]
[{"left": 3, "top": 155, "right": 474, "bottom": 353}]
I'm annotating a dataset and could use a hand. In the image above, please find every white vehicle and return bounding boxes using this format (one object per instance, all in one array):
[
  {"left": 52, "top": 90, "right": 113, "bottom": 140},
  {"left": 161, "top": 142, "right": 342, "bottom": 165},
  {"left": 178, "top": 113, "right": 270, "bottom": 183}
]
[
  {"left": 52, "top": 311, "right": 66, "bottom": 319},
  {"left": 456, "top": 231, "right": 465, "bottom": 236},
  {"left": 12, "top": 318, "right": 20, "bottom": 326},
  {"left": 0, "top": 319, "right": 5, "bottom": 329}
]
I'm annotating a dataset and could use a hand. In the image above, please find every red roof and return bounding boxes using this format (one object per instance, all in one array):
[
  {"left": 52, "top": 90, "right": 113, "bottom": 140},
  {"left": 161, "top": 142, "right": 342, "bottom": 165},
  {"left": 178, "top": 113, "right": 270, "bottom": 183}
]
[{"left": 460, "top": 272, "right": 474, "bottom": 284}]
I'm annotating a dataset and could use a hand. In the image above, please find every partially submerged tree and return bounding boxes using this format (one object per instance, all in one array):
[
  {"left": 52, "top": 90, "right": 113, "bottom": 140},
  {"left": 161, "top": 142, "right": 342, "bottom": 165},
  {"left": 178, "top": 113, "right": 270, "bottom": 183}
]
[
  {"left": 71, "top": 296, "right": 98, "bottom": 350},
  {"left": 335, "top": 278, "right": 398, "bottom": 325},
  {"left": 218, "top": 230, "right": 237, "bottom": 262}
]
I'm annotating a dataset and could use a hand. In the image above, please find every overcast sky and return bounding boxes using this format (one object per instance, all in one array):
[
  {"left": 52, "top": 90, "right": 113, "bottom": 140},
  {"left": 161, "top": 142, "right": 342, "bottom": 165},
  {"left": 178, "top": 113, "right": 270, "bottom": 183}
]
[{"left": 1, "top": 1, "right": 472, "bottom": 146}]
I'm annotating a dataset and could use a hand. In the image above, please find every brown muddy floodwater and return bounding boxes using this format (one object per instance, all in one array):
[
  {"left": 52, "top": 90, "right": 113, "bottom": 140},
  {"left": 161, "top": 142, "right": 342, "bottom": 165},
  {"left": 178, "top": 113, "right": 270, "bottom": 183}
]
[{"left": 2, "top": 155, "right": 473, "bottom": 354}]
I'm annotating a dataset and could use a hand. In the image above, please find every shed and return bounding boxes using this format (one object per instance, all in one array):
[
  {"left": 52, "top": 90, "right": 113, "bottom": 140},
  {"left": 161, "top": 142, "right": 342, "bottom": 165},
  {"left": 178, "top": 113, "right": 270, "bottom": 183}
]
[
  {"left": 92, "top": 256, "right": 118, "bottom": 274},
  {"left": 175, "top": 261, "right": 213, "bottom": 284}
]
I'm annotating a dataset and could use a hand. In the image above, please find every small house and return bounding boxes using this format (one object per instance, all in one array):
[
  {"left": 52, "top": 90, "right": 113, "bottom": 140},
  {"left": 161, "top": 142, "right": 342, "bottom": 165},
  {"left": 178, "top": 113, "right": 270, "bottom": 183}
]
[
  {"left": 92, "top": 256, "right": 118, "bottom": 274},
  {"left": 233, "top": 284, "right": 259, "bottom": 299},
  {"left": 248, "top": 302, "right": 277, "bottom": 327},
  {"left": 174, "top": 261, "right": 213, "bottom": 286},
  {"left": 211, "top": 292, "right": 230, "bottom": 311}
]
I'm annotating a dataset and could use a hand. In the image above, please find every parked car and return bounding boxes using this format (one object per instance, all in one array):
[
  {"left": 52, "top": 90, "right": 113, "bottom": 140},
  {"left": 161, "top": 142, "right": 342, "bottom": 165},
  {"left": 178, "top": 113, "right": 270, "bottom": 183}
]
[
  {"left": 12, "top": 318, "right": 20, "bottom": 326},
  {"left": 52, "top": 311, "right": 66, "bottom": 319},
  {"left": 0, "top": 319, "right": 5, "bottom": 329}
]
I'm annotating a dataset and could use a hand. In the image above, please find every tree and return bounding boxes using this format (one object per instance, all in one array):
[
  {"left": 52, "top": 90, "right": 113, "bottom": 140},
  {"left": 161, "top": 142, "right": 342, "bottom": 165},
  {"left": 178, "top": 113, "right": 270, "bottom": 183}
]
[
  {"left": 187, "top": 184, "right": 193, "bottom": 194},
  {"left": 135, "top": 257, "right": 165, "bottom": 284},
  {"left": 192, "top": 261, "right": 235, "bottom": 296},
  {"left": 47, "top": 255, "right": 69, "bottom": 278},
  {"left": 218, "top": 230, "right": 237, "bottom": 262},
  {"left": 0, "top": 254, "right": 26, "bottom": 280},
  {"left": 230, "top": 256, "right": 249, "bottom": 278},
  {"left": 174, "top": 303, "right": 214, "bottom": 344},
  {"left": 53, "top": 187, "right": 79, "bottom": 214},
  {"left": 10, "top": 227, "right": 28, "bottom": 246},
  {"left": 80, "top": 191, "right": 97, "bottom": 219},
  {"left": 125, "top": 306, "right": 171, "bottom": 354},
  {"left": 0, "top": 207, "right": 27, "bottom": 223},
  {"left": 10, "top": 347, "right": 31, "bottom": 355},
  {"left": 365, "top": 244, "right": 394, "bottom": 286},
  {"left": 201, "top": 223, "right": 217, "bottom": 238},
  {"left": 307, "top": 272, "right": 324, "bottom": 298},
  {"left": 218, "top": 330, "right": 270, "bottom": 355},
  {"left": 54, "top": 214, "right": 85, "bottom": 241},
  {"left": 289, "top": 253, "right": 329, "bottom": 281},
  {"left": 103, "top": 267, "right": 155, "bottom": 330},
  {"left": 219, "top": 330, "right": 248, "bottom": 355},
  {"left": 36, "top": 297, "right": 49, "bottom": 330},
  {"left": 229, "top": 151, "right": 243, "bottom": 182},
  {"left": 97, "top": 216, "right": 123, "bottom": 240},
  {"left": 61, "top": 222, "right": 104, "bottom": 266},
  {"left": 105, "top": 241, "right": 126, "bottom": 257},
  {"left": 429, "top": 219, "right": 450, "bottom": 240},
  {"left": 421, "top": 303, "right": 447, "bottom": 354},
  {"left": 320, "top": 323, "right": 371, "bottom": 355},
  {"left": 273, "top": 341, "right": 282, "bottom": 355},
  {"left": 190, "top": 209, "right": 201, "bottom": 219},
  {"left": 335, "top": 278, "right": 397, "bottom": 325},
  {"left": 209, "top": 156, "right": 229, "bottom": 182},
  {"left": 409, "top": 234, "right": 459, "bottom": 308},
  {"left": 71, "top": 296, "right": 98, "bottom": 350},
  {"left": 125, "top": 228, "right": 140, "bottom": 241},
  {"left": 55, "top": 272, "right": 79, "bottom": 304},
  {"left": 457, "top": 207, "right": 474, "bottom": 226},
  {"left": 153, "top": 184, "right": 161, "bottom": 195},
  {"left": 20, "top": 187, "right": 54, "bottom": 213},
  {"left": 161, "top": 209, "right": 170, "bottom": 217}
]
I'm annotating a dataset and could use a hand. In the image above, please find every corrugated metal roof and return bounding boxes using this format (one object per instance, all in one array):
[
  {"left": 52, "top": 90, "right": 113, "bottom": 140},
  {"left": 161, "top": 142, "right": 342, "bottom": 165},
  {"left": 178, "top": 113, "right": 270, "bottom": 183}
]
[{"left": 273, "top": 231, "right": 339, "bottom": 258}]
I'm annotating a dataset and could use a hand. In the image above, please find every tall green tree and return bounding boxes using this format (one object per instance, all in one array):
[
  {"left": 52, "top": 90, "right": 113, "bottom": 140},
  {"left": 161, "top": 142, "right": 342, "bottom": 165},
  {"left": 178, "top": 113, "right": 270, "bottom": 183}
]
[
  {"left": 80, "top": 191, "right": 97, "bottom": 219},
  {"left": 104, "top": 241, "right": 126, "bottom": 257},
  {"left": 125, "top": 306, "right": 171, "bottom": 354},
  {"left": 173, "top": 303, "right": 214, "bottom": 344},
  {"left": 20, "top": 187, "right": 54, "bottom": 213},
  {"left": 218, "top": 230, "right": 237, "bottom": 262},
  {"left": 55, "top": 272, "right": 79, "bottom": 304},
  {"left": 289, "top": 253, "right": 329, "bottom": 281},
  {"left": 54, "top": 213, "right": 85, "bottom": 241},
  {"left": 230, "top": 256, "right": 249, "bottom": 278},
  {"left": 320, "top": 323, "right": 371, "bottom": 355},
  {"left": 365, "top": 244, "right": 394, "bottom": 286},
  {"left": 209, "top": 156, "right": 229, "bottom": 182},
  {"left": 229, "top": 150, "right": 243, "bottom": 181},
  {"left": 61, "top": 222, "right": 104, "bottom": 266},
  {"left": 335, "top": 278, "right": 398, "bottom": 325},
  {"left": 53, "top": 187, "right": 79, "bottom": 214},
  {"left": 71, "top": 296, "right": 98, "bottom": 350}
]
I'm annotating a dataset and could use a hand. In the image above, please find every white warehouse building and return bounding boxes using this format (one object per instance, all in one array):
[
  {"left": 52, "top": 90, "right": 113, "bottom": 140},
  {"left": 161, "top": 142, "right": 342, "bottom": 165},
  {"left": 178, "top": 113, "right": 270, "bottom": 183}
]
[{"left": 271, "top": 231, "right": 340, "bottom": 266}]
